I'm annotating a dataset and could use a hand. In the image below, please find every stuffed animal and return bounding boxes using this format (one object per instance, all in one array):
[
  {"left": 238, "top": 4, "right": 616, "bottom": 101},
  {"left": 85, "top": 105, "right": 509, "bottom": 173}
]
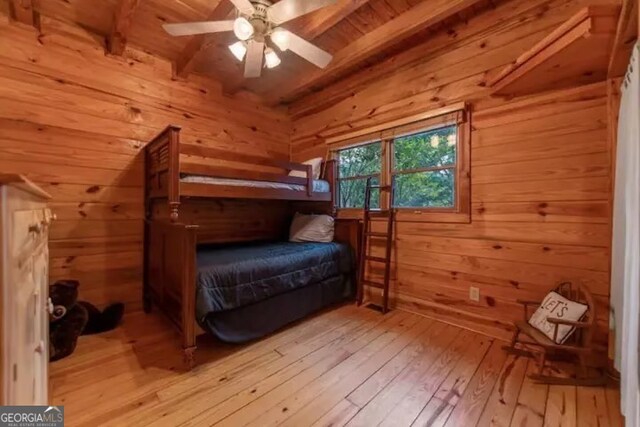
[{"left": 49, "top": 280, "right": 125, "bottom": 362}]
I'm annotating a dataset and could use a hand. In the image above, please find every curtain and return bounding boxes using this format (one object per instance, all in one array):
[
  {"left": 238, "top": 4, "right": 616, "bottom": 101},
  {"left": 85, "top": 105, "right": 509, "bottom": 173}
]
[{"left": 612, "top": 41, "right": 640, "bottom": 426}]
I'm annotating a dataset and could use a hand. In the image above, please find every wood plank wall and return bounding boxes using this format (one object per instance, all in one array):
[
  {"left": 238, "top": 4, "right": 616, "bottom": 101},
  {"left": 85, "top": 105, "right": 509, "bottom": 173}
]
[
  {"left": 290, "top": 0, "right": 616, "bottom": 344},
  {"left": 0, "top": 15, "right": 290, "bottom": 311}
]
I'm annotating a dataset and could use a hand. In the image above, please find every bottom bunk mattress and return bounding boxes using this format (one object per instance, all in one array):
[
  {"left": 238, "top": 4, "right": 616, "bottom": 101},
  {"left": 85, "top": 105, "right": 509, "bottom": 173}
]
[{"left": 195, "top": 241, "right": 353, "bottom": 343}]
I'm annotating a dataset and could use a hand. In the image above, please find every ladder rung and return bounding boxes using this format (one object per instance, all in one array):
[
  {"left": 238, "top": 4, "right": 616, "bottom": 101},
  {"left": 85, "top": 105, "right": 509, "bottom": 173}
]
[
  {"left": 366, "top": 232, "right": 387, "bottom": 237},
  {"left": 365, "top": 256, "right": 387, "bottom": 263},
  {"left": 362, "top": 280, "right": 385, "bottom": 289}
]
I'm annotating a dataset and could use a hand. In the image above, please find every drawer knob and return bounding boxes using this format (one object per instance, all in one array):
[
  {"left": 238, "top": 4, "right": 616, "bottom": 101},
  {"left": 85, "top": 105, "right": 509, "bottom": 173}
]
[{"left": 28, "top": 224, "right": 42, "bottom": 234}]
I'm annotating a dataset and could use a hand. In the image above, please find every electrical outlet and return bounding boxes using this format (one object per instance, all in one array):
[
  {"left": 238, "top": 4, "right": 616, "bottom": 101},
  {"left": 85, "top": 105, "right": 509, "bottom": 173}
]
[{"left": 469, "top": 286, "right": 480, "bottom": 302}]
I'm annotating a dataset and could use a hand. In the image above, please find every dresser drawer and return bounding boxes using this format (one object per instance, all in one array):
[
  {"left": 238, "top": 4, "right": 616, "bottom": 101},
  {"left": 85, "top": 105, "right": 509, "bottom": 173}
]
[
  {"left": 12, "top": 209, "right": 52, "bottom": 262},
  {"left": 1, "top": 177, "right": 52, "bottom": 406}
]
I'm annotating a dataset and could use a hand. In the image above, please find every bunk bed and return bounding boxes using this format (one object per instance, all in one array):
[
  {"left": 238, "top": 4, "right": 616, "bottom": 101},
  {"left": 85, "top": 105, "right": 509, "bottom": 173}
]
[
  {"left": 145, "top": 125, "right": 334, "bottom": 222},
  {"left": 143, "top": 126, "right": 359, "bottom": 368}
]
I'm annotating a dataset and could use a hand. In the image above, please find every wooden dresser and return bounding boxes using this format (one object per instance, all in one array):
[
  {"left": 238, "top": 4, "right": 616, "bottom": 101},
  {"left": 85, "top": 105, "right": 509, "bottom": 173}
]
[{"left": 0, "top": 174, "right": 53, "bottom": 405}]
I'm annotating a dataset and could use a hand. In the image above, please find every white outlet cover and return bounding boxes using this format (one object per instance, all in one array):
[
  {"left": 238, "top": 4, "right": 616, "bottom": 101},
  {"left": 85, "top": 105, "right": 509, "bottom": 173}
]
[{"left": 469, "top": 287, "right": 480, "bottom": 302}]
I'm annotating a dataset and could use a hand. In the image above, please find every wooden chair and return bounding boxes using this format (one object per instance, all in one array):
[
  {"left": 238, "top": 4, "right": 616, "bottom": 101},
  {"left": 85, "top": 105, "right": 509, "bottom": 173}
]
[{"left": 503, "top": 281, "right": 605, "bottom": 386}]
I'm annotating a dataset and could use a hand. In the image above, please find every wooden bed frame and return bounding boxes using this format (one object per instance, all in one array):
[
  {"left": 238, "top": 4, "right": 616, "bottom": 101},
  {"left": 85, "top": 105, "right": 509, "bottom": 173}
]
[
  {"left": 144, "top": 125, "right": 335, "bottom": 222},
  {"left": 143, "top": 126, "right": 359, "bottom": 369}
]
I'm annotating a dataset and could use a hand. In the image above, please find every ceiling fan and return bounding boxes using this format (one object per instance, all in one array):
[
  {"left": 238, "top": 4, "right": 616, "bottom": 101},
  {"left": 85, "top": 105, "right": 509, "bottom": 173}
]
[{"left": 162, "top": 0, "right": 336, "bottom": 78}]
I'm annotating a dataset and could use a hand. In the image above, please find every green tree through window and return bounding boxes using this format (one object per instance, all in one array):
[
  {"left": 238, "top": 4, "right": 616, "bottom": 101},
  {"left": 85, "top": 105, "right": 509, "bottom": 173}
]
[
  {"left": 337, "top": 142, "right": 381, "bottom": 208},
  {"left": 393, "top": 126, "right": 457, "bottom": 208},
  {"left": 335, "top": 125, "right": 458, "bottom": 210}
]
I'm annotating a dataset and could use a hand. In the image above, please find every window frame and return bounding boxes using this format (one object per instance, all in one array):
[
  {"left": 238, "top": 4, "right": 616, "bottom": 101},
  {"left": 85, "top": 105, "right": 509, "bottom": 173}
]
[
  {"left": 390, "top": 124, "right": 458, "bottom": 210},
  {"left": 331, "top": 106, "right": 471, "bottom": 224},
  {"left": 335, "top": 140, "right": 382, "bottom": 210}
]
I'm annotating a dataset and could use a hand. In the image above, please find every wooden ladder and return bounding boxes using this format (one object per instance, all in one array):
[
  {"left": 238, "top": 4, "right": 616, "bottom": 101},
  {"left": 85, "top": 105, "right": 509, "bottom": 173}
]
[{"left": 356, "top": 177, "right": 394, "bottom": 313}]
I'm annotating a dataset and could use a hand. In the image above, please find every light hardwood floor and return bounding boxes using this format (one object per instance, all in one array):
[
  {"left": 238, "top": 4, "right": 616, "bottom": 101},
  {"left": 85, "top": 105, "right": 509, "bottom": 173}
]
[{"left": 51, "top": 304, "right": 623, "bottom": 426}]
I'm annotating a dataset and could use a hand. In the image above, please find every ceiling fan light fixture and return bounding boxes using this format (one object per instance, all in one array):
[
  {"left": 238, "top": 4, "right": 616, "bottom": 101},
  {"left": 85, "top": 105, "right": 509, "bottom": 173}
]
[
  {"left": 270, "top": 28, "right": 290, "bottom": 51},
  {"left": 264, "top": 47, "right": 281, "bottom": 68},
  {"left": 228, "top": 41, "right": 247, "bottom": 61},
  {"left": 233, "top": 17, "right": 254, "bottom": 41},
  {"left": 163, "top": 0, "right": 336, "bottom": 77}
]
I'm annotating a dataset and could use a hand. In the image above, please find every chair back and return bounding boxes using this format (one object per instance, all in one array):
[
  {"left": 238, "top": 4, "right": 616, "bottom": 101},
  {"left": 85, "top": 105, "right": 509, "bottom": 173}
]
[{"left": 552, "top": 281, "right": 595, "bottom": 346}]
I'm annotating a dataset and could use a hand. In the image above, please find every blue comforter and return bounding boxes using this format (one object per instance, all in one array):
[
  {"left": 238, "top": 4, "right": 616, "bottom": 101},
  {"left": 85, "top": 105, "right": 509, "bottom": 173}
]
[{"left": 195, "top": 241, "right": 352, "bottom": 321}]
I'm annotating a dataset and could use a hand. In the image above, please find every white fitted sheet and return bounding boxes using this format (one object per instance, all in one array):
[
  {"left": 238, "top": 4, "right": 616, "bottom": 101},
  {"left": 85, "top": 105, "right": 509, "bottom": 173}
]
[{"left": 181, "top": 175, "right": 331, "bottom": 193}]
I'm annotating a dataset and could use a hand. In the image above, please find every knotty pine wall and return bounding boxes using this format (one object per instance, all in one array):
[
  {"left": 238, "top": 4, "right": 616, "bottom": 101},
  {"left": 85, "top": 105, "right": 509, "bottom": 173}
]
[
  {"left": 290, "top": 0, "right": 615, "bottom": 344},
  {"left": 0, "top": 16, "right": 290, "bottom": 311}
]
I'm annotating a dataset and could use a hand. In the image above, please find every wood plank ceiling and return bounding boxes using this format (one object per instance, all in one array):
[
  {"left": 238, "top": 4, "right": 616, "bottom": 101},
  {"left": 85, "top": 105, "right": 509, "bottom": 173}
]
[{"left": 30, "top": 0, "right": 495, "bottom": 105}]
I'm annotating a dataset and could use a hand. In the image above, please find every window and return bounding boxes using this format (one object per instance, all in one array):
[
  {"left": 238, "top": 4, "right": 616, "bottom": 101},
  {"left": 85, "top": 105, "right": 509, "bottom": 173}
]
[
  {"left": 337, "top": 141, "right": 381, "bottom": 209},
  {"left": 393, "top": 125, "right": 457, "bottom": 208},
  {"left": 332, "top": 106, "right": 470, "bottom": 223}
]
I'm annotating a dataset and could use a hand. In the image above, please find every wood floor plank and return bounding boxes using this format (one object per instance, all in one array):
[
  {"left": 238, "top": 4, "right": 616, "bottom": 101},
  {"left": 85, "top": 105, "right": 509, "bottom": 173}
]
[
  {"left": 52, "top": 329, "right": 177, "bottom": 394},
  {"left": 88, "top": 351, "right": 283, "bottom": 427},
  {"left": 345, "top": 319, "right": 441, "bottom": 408},
  {"left": 604, "top": 381, "right": 624, "bottom": 427},
  {"left": 605, "top": 382, "right": 624, "bottom": 426},
  {"left": 476, "top": 353, "right": 528, "bottom": 427},
  {"left": 443, "top": 342, "right": 509, "bottom": 427},
  {"left": 543, "top": 364, "right": 577, "bottom": 427},
  {"left": 52, "top": 323, "right": 185, "bottom": 422},
  {"left": 311, "top": 399, "right": 360, "bottom": 427},
  {"left": 51, "top": 312, "right": 172, "bottom": 375},
  {"left": 411, "top": 335, "right": 494, "bottom": 426},
  {"left": 509, "top": 359, "right": 549, "bottom": 427},
  {"left": 576, "top": 385, "right": 611, "bottom": 427},
  {"left": 256, "top": 315, "right": 432, "bottom": 427},
  {"left": 179, "top": 309, "right": 389, "bottom": 426},
  {"left": 378, "top": 330, "right": 486, "bottom": 427},
  {"left": 346, "top": 323, "right": 461, "bottom": 426},
  {"left": 155, "top": 306, "right": 360, "bottom": 401},
  {"left": 49, "top": 306, "right": 623, "bottom": 427},
  {"left": 75, "top": 307, "right": 356, "bottom": 426},
  {"left": 213, "top": 311, "right": 416, "bottom": 427},
  {"left": 112, "top": 308, "right": 384, "bottom": 427},
  {"left": 274, "top": 308, "right": 367, "bottom": 355},
  {"left": 165, "top": 306, "right": 362, "bottom": 398}
]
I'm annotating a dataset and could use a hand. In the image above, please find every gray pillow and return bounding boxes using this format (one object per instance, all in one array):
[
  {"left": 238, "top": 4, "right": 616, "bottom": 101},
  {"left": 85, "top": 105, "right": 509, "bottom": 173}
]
[{"left": 289, "top": 213, "right": 334, "bottom": 243}]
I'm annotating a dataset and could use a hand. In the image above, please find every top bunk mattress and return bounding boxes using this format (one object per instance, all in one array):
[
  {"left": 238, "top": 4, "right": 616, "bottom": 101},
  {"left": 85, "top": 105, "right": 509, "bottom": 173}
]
[
  {"left": 195, "top": 241, "right": 352, "bottom": 320},
  {"left": 181, "top": 175, "right": 330, "bottom": 193}
]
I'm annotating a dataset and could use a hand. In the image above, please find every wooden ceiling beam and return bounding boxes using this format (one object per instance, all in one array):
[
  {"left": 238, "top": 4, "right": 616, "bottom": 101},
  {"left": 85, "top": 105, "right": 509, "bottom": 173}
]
[
  {"left": 174, "top": 0, "right": 234, "bottom": 79},
  {"left": 107, "top": 0, "right": 142, "bottom": 56},
  {"left": 265, "top": 0, "right": 486, "bottom": 105},
  {"left": 286, "top": 0, "right": 371, "bottom": 41},
  {"left": 8, "top": 0, "right": 40, "bottom": 30},
  {"left": 607, "top": 0, "right": 638, "bottom": 78}
]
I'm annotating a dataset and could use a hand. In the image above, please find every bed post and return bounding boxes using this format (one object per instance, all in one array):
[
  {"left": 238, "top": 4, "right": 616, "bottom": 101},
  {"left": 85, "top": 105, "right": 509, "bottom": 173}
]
[
  {"left": 143, "top": 220, "right": 199, "bottom": 369},
  {"left": 144, "top": 125, "right": 181, "bottom": 312},
  {"left": 167, "top": 126, "right": 181, "bottom": 222},
  {"left": 181, "top": 224, "right": 198, "bottom": 369},
  {"left": 306, "top": 164, "right": 313, "bottom": 196},
  {"left": 324, "top": 159, "right": 338, "bottom": 215}
]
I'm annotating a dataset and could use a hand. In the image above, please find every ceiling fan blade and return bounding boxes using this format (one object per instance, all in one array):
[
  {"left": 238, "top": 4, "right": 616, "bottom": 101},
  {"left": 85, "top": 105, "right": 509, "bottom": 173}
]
[
  {"left": 244, "top": 40, "right": 264, "bottom": 78},
  {"left": 228, "top": 0, "right": 255, "bottom": 15},
  {"left": 286, "top": 31, "right": 333, "bottom": 68},
  {"left": 267, "top": 0, "right": 337, "bottom": 25},
  {"left": 162, "top": 20, "right": 234, "bottom": 36}
]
